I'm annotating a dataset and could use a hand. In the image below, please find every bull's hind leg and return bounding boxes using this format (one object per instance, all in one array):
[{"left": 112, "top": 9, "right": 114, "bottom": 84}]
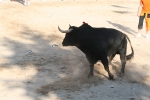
[
  {"left": 101, "top": 56, "right": 114, "bottom": 80},
  {"left": 119, "top": 52, "right": 126, "bottom": 76},
  {"left": 108, "top": 53, "right": 116, "bottom": 64},
  {"left": 119, "top": 39, "right": 127, "bottom": 76}
]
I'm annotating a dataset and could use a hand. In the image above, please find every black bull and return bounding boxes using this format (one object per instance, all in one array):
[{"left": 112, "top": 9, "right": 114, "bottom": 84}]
[{"left": 58, "top": 23, "right": 134, "bottom": 80}]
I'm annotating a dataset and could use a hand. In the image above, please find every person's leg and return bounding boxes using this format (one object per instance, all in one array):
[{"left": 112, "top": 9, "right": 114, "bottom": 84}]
[
  {"left": 145, "top": 14, "right": 150, "bottom": 39},
  {"left": 135, "top": 14, "right": 145, "bottom": 38}
]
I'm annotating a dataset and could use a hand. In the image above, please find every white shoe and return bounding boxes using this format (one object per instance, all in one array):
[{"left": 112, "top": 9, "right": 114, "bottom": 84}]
[
  {"left": 0, "top": 0, "right": 2, "bottom": 3},
  {"left": 27, "top": 1, "right": 30, "bottom": 5},
  {"left": 24, "top": 2, "right": 27, "bottom": 6},
  {"left": 145, "top": 34, "right": 149, "bottom": 39},
  {"left": 135, "top": 33, "right": 141, "bottom": 38}
]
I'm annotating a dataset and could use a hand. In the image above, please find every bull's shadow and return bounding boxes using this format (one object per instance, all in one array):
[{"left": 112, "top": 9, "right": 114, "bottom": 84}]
[{"left": 107, "top": 21, "right": 137, "bottom": 35}]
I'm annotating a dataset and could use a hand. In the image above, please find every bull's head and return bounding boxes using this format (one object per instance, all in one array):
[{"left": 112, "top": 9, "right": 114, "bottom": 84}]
[{"left": 58, "top": 25, "right": 79, "bottom": 46}]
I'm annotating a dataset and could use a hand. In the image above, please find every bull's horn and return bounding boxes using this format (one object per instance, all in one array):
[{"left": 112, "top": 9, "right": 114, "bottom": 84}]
[{"left": 58, "top": 26, "right": 73, "bottom": 33}]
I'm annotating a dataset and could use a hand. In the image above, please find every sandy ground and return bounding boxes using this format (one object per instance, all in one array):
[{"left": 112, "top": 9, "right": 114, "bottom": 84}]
[{"left": 0, "top": 0, "right": 150, "bottom": 100}]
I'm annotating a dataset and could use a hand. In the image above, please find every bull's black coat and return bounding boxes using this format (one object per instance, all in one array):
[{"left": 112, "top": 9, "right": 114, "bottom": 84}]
[{"left": 58, "top": 23, "right": 134, "bottom": 80}]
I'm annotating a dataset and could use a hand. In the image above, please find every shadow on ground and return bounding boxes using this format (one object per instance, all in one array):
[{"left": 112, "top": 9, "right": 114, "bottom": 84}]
[
  {"left": 1, "top": 23, "right": 150, "bottom": 100},
  {"left": 107, "top": 21, "right": 137, "bottom": 35}
]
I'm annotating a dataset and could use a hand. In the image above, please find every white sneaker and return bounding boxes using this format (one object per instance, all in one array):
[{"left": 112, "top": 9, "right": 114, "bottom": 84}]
[
  {"left": 27, "top": 1, "right": 30, "bottom": 5},
  {"left": 145, "top": 34, "right": 149, "bottom": 39},
  {"left": 135, "top": 33, "right": 141, "bottom": 38},
  {"left": 24, "top": 2, "right": 27, "bottom": 6}
]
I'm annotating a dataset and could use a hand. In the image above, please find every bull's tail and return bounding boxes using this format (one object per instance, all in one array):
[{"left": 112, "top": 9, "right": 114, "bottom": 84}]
[{"left": 125, "top": 35, "right": 134, "bottom": 60}]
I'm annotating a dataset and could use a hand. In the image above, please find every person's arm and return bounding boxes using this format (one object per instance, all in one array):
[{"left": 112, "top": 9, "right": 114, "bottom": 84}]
[{"left": 137, "top": 2, "right": 143, "bottom": 16}]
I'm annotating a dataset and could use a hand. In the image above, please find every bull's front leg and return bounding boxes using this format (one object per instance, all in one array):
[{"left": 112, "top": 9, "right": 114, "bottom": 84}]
[
  {"left": 85, "top": 55, "right": 95, "bottom": 78},
  {"left": 105, "top": 67, "right": 114, "bottom": 80},
  {"left": 88, "top": 64, "right": 94, "bottom": 78},
  {"left": 78, "top": 47, "right": 95, "bottom": 78}
]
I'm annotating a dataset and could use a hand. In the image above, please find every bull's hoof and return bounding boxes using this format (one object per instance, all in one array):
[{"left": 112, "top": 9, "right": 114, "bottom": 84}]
[
  {"left": 119, "top": 72, "right": 124, "bottom": 77},
  {"left": 109, "top": 74, "right": 114, "bottom": 80},
  {"left": 88, "top": 74, "right": 93, "bottom": 78}
]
